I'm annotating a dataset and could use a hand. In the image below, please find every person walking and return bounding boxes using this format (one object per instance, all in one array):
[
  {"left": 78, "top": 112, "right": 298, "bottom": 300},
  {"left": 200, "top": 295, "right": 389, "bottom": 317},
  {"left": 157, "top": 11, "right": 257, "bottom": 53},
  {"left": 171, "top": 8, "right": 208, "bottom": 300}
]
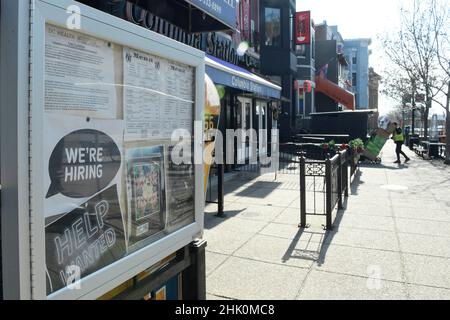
[{"left": 392, "top": 122, "right": 410, "bottom": 164}]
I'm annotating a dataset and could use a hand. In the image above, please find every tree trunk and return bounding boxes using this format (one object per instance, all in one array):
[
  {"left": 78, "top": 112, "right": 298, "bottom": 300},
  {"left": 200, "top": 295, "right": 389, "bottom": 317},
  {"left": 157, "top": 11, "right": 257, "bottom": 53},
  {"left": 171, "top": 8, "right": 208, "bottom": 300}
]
[
  {"left": 445, "top": 82, "right": 450, "bottom": 165},
  {"left": 424, "top": 88, "right": 431, "bottom": 140}
]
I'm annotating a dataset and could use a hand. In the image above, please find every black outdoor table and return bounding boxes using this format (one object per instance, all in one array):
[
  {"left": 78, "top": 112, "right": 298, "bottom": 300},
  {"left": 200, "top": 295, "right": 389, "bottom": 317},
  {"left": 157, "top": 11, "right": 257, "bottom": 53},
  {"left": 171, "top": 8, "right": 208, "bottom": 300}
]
[
  {"left": 299, "top": 137, "right": 326, "bottom": 142},
  {"left": 295, "top": 134, "right": 350, "bottom": 138},
  {"left": 295, "top": 134, "right": 350, "bottom": 144},
  {"left": 420, "top": 141, "right": 446, "bottom": 158}
]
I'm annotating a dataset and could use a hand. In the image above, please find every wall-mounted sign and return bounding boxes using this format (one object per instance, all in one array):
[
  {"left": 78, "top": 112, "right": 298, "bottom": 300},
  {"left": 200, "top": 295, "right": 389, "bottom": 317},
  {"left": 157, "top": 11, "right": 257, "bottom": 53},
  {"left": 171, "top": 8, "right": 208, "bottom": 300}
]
[
  {"left": 91, "top": 1, "right": 259, "bottom": 72},
  {"left": 205, "top": 55, "right": 281, "bottom": 99},
  {"left": 186, "top": 0, "right": 238, "bottom": 30},
  {"left": 295, "top": 11, "right": 311, "bottom": 45},
  {"left": 206, "top": 32, "right": 260, "bottom": 70}
]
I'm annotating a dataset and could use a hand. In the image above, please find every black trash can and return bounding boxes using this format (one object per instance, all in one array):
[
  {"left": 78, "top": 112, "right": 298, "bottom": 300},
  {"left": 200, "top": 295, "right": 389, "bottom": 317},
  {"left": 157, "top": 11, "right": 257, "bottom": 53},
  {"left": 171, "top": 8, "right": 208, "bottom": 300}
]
[{"left": 404, "top": 126, "right": 411, "bottom": 146}]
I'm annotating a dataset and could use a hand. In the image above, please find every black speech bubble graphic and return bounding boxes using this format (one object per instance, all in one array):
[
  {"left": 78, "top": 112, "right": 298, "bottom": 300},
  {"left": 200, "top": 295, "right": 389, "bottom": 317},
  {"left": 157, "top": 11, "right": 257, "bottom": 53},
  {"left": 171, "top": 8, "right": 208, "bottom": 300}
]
[{"left": 46, "top": 129, "right": 121, "bottom": 199}]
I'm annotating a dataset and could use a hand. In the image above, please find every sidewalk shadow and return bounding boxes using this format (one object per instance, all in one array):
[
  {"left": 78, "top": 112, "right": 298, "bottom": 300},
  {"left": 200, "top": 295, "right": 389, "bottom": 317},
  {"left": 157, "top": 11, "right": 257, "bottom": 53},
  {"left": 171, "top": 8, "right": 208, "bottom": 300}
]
[
  {"left": 281, "top": 227, "right": 326, "bottom": 263},
  {"left": 358, "top": 162, "right": 408, "bottom": 170},
  {"left": 350, "top": 169, "right": 363, "bottom": 195},
  {"left": 316, "top": 197, "right": 347, "bottom": 266},
  {"left": 203, "top": 209, "right": 246, "bottom": 230},
  {"left": 281, "top": 197, "right": 348, "bottom": 266},
  {"left": 205, "top": 176, "right": 283, "bottom": 228},
  {"left": 235, "top": 181, "right": 282, "bottom": 198}
]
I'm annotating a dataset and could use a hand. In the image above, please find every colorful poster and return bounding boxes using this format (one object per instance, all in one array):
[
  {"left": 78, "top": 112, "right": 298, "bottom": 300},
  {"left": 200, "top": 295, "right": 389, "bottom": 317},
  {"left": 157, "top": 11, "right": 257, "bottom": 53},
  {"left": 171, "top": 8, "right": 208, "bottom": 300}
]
[
  {"left": 44, "top": 24, "right": 118, "bottom": 118},
  {"left": 295, "top": 11, "right": 311, "bottom": 45},
  {"left": 126, "top": 146, "right": 166, "bottom": 249}
]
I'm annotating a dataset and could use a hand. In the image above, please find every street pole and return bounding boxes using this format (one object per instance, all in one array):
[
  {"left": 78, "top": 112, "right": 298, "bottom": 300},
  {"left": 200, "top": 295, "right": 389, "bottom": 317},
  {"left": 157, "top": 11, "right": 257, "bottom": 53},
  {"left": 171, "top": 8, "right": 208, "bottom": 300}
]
[
  {"left": 411, "top": 79, "right": 416, "bottom": 135},
  {"left": 444, "top": 61, "right": 450, "bottom": 164}
]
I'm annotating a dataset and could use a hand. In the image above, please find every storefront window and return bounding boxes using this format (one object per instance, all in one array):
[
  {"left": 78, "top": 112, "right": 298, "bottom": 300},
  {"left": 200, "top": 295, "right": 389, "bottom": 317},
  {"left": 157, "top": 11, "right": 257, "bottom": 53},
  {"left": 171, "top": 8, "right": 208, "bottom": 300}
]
[{"left": 264, "top": 7, "right": 281, "bottom": 47}]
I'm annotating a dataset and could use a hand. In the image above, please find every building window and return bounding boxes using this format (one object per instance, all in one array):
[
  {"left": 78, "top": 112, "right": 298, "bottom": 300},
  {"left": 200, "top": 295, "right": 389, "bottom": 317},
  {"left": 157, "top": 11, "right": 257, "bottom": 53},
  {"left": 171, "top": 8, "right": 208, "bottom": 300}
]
[
  {"left": 352, "top": 73, "right": 357, "bottom": 87},
  {"left": 352, "top": 55, "right": 357, "bottom": 64},
  {"left": 264, "top": 7, "right": 281, "bottom": 46},
  {"left": 296, "top": 45, "right": 306, "bottom": 57}
]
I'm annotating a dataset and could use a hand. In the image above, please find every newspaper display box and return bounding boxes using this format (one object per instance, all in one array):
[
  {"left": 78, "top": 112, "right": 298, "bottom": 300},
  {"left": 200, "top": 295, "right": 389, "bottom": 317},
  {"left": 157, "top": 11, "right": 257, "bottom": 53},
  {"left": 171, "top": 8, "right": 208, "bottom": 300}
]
[{"left": 1, "top": 0, "right": 205, "bottom": 299}]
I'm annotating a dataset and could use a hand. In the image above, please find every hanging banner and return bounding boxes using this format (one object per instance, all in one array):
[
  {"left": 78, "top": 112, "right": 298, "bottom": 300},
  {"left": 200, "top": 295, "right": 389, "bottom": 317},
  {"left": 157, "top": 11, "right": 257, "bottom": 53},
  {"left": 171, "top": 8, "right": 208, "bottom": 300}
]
[
  {"left": 295, "top": 11, "right": 311, "bottom": 45},
  {"left": 242, "top": 0, "right": 251, "bottom": 41}
]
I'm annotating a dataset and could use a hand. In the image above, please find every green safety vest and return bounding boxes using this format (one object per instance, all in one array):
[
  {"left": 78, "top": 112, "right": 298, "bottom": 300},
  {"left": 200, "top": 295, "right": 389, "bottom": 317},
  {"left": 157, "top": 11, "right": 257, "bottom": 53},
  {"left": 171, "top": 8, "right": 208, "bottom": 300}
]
[{"left": 393, "top": 129, "right": 404, "bottom": 142}]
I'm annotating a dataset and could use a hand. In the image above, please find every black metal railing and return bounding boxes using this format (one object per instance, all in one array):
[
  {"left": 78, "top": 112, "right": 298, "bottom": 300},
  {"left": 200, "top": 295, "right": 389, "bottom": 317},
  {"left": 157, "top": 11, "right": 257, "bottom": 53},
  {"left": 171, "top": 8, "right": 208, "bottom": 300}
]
[
  {"left": 300, "top": 150, "right": 349, "bottom": 230},
  {"left": 207, "top": 142, "right": 355, "bottom": 230}
]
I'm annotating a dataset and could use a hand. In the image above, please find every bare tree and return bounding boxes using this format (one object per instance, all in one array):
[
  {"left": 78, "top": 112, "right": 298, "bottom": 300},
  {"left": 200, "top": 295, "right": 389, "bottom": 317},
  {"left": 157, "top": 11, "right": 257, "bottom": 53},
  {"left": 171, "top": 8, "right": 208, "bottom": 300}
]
[
  {"left": 381, "top": 0, "right": 449, "bottom": 142},
  {"left": 430, "top": 0, "right": 450, "bottom": 163},
  {"left": 385, "top": 104, "right": 406, "bottom": 126},
  {"left": 380, "top": 69, "right": 425, "bottom": 132}
]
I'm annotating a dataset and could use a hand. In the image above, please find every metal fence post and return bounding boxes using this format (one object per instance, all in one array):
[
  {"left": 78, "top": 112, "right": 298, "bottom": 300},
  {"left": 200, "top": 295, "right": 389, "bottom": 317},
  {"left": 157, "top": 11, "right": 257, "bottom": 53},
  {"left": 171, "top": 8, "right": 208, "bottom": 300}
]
[
  {"left": 299, "top": 154, "right": 307, "bottom": 228},
  {"left": 216, "top": 164, "right": 225, "bottom": 218},
  {"left": 344, "top": 150, "right": 349, "bottom": 198},
  {"left": 325, "top": 155, "right": 333, "bottom": 230},
  {"left": 337, "top": 151, "right": 343, "bottom": 210},
  {"left": 182, "top": 239, "right": 207, "bottom": 300}
]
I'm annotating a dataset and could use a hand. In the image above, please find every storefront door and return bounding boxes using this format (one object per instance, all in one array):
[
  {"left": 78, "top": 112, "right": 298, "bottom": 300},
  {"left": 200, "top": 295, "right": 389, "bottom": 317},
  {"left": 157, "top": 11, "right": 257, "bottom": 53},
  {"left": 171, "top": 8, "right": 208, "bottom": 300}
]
[{"left": 237, "top": 97, "right": 253, "bottom": 163}]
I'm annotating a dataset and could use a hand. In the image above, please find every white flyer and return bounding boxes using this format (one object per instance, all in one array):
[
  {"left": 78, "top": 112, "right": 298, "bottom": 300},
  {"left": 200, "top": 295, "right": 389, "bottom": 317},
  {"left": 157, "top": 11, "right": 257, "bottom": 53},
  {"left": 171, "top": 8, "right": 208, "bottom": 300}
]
[
  {"left": 123, "top": 47, "right": 195, "bottom": 141},
  {"left": 45, "top": 24, "right": 118, "bottom": 119}
]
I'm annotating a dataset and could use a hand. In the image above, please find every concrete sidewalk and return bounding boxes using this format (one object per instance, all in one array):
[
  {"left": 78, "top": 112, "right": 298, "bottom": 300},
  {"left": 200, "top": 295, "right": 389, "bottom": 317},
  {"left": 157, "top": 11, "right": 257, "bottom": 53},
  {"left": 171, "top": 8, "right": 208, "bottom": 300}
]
[{"left": 203, "top": 140, "right": 450, "bottom": 300}]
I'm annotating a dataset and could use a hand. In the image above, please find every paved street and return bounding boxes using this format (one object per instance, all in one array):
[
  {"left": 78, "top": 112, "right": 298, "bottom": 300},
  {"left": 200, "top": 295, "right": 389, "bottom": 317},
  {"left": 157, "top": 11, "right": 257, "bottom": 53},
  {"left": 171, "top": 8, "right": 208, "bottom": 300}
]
[{"left": 204, "top": 140, "right": 450, "bottom": 300}]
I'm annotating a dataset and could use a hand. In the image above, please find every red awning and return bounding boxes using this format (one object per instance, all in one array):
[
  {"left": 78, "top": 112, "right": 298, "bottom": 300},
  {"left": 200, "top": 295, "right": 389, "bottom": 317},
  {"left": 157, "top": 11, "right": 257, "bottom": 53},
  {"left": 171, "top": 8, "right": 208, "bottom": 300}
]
[{"left": 315, "top": 76, "right": 355, "bottom": 111}]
